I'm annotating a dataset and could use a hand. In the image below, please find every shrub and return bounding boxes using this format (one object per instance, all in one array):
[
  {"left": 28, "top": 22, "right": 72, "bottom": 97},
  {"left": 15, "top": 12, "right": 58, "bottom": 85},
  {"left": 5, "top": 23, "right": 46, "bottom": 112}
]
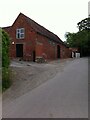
[
  {"left": 2, "top": 67, "right": 11, "bottom": 91},
  {"left": 2, "top": 30, "right": 10, "bottom": 67},
  {"left": 2, "top": 29, "right": 10, "bottom": 91}
]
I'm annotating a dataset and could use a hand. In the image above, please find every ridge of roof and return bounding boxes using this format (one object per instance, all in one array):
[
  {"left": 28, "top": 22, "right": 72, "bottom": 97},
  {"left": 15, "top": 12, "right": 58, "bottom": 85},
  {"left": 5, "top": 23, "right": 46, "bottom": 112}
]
[
  {"left": 2, "top": 13, "right": 68, "bottom": 47},
  {"left": 2, "top": 26, "right": 11, "bottom": 29},
  {"left": 20, "top": 13, "right": 63, "bottom": 44},
  {"left": 2, "top": 26, "right": 11, "bottom": 32}
]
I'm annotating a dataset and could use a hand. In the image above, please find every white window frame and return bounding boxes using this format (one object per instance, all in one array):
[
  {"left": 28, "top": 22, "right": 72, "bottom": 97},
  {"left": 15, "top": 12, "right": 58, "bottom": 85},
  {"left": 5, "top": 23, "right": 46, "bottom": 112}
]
[{"left": 16, "top": 28, "right": 25, "bottom": 39}]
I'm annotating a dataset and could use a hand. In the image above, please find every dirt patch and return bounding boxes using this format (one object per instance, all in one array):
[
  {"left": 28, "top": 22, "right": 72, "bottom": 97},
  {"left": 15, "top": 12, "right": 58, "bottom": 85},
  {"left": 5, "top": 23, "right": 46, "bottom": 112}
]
[{"left": 3, "top": 58, "right": 74, "bottom": 104}]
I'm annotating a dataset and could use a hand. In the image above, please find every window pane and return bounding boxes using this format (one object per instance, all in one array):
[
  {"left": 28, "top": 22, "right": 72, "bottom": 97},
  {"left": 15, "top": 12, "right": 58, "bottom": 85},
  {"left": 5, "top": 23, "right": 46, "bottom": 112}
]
[
  {"left": 20, "top": 34, "right": 24, "bottom": 38},
  {"left": 17, "top": 29, "right": 20, "bottom": 33},
  {"left": 16, "top": 28, "right": 25, "bottom": 39},
  {"left": 17, "top": 33, "right": 20, "bottom": 38},
  {"left": 21, "top": 28, "right": 24, "bottom": 33}
]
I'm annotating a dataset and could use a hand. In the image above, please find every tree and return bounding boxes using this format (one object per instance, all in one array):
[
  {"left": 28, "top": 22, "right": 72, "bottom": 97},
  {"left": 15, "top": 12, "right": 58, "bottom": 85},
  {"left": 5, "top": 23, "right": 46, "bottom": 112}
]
[
  {"left": 65, "top": 17, "right": 90, "bottom": 57},
  {"left": 77, "top": 18, "right": 90, "bottom": 31},
  {"left": 65, "top": 32, "right": 78, "bottom": 47}
]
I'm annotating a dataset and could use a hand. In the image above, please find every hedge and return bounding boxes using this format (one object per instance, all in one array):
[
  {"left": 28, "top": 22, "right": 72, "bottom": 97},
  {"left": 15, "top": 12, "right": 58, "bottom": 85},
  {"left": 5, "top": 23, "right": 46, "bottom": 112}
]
[{"left": 2, "top": 29, "right": 11, "bottom": 91}]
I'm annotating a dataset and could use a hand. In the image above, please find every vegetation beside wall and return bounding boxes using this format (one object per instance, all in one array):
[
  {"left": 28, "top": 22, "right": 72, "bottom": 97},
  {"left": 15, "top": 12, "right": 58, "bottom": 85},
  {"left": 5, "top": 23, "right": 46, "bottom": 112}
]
[{"left": 2, "top": 29, "right": 11, "bottom": 91}]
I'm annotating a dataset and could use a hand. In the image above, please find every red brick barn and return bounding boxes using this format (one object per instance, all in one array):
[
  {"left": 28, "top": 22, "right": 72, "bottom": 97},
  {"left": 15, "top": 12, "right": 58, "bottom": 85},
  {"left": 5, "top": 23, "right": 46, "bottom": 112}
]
[{"left": 3, "top": 13, "right": 71, "bottom": 62}]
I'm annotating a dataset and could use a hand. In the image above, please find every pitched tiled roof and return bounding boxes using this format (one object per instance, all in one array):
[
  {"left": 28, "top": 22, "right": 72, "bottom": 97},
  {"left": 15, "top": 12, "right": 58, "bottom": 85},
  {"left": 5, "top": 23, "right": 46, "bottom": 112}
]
[
  {"left": 2, "top": 26, "right": 11, "bottom": 32},
  {"left": 20, "top": 13, "right": 65, "bottom": 45},
  {"left": 3, "top": 13, "right": 68, "bottom": 47}
]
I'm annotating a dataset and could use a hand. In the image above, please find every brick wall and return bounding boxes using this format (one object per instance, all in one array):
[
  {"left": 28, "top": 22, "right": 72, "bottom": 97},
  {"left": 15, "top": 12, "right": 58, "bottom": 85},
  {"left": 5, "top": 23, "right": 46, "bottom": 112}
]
[{"left": 3, "top": 14, "right": 71, "bottom": 62}]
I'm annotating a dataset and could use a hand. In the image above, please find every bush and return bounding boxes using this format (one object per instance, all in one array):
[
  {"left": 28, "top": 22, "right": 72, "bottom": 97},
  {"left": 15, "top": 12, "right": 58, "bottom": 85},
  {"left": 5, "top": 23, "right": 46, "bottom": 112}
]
[
  {"left": 2, "top": 30, "right": 10, "bottom": 67},
  {"left": 2, "top": 67, "right": 11, "bottom": 91},
  {"left": 2, "top": 29, "right": 10, "bottom": 91}
]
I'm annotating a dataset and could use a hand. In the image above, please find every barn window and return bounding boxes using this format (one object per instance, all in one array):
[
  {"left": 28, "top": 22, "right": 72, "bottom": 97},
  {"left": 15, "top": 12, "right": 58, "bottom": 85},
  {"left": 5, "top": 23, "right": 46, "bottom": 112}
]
[{"left": 16, "top": 28, "right": 25, "bottom": 39}]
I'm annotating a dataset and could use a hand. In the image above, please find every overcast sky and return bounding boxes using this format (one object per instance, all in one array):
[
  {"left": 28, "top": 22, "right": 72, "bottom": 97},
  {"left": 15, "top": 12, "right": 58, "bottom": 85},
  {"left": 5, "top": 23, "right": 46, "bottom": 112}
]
[{"left": 0, "top": 0, "right": 89, "bottom": 41}]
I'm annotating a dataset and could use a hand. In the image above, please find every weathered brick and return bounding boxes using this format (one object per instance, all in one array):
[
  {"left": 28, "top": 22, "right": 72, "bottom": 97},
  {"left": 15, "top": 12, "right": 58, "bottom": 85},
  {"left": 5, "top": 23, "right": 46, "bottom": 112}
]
[{"left": 3, "top": 13, "right": 71, "bottom": 62}]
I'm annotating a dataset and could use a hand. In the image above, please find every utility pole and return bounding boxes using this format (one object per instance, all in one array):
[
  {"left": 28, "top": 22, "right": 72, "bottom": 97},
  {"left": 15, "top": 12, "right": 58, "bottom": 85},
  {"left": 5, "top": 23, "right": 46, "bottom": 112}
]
[{"left": 88, "top": 1, "right": 90, "bottom": 18}]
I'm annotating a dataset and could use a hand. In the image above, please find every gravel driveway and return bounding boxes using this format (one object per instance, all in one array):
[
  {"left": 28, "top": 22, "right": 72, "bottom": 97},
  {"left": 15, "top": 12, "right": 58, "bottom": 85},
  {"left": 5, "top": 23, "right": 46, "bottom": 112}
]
[{"left": 3, "top": 58, "right": 74, "bottom": 104}]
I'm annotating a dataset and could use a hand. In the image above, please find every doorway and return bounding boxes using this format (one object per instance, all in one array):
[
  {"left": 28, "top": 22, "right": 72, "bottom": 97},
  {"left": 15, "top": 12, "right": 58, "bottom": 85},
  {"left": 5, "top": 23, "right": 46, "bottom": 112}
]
[
  {"left": 33, "top": 51, "right": 36, "bottom": 62},
  {"left": 16, "top": 44, "right": 23, "bottom": 57},
  {"left": 57, "top": 45, "right": 60, "bottom": 58}
]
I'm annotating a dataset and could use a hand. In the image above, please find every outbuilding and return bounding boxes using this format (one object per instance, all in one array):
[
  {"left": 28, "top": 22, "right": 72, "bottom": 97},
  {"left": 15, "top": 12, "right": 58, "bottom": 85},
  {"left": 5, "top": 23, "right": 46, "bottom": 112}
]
[{"left": 3, "top": 13, "right": 71, "bottom": 62}]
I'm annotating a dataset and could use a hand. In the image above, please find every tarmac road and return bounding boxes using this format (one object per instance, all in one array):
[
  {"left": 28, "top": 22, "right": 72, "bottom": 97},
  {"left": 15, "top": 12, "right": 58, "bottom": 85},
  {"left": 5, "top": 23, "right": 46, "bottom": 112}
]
[{"left": 3, "top": 58, "right": 88, "bottom": 118}]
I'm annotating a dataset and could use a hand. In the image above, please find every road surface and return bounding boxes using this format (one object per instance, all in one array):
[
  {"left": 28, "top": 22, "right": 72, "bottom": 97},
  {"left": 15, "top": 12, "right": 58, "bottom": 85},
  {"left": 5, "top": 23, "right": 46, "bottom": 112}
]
[{"left": 3, "top": 58, "right": 88, "bottom": 118}]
